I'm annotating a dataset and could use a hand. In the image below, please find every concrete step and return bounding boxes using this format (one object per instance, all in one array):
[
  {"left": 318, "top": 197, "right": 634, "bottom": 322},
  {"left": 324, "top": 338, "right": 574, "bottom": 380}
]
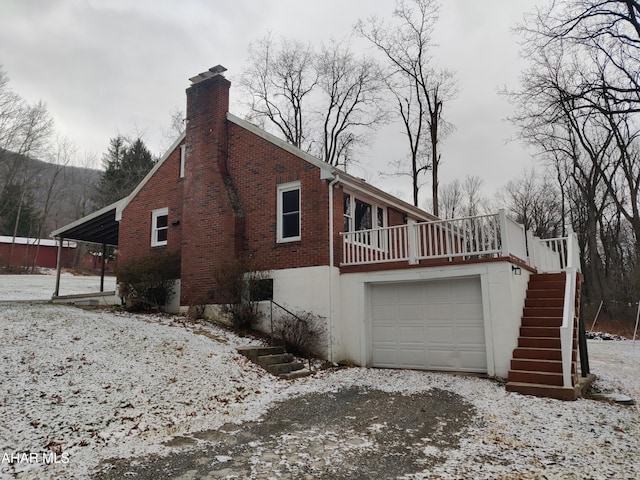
[
  {"left": 505, "top": 382, "right": 581, "bottom": 401},
  {"left": 266, "top": 362, "right": 305, "bottom": 375},
  {"left": 237, "top": 346, "right": 286, "bottom": 362},
  {"left": 256, "top": 353, "right": 294, "bottom": 366},
  {"left": 238, "top": 346, "right": 312, "bottom": 380},
  {"left": 279, "top": 368, "right": 312, "bottom": 380}
]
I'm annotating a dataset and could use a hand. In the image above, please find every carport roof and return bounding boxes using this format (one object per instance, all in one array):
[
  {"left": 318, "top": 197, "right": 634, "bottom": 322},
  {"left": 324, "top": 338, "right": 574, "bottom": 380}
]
[{"left": 50, "top": 199, "right": 123, "bottom": 246}]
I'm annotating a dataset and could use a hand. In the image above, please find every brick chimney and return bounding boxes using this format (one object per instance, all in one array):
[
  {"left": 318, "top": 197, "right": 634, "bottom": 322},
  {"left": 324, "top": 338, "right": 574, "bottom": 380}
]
[{"left": 180, "top": 66, "right": 245, "bottom": 305}]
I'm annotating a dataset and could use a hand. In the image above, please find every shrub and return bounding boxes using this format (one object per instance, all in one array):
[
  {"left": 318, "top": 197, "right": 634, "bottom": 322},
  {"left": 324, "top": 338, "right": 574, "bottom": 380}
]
[
  {"left": 272, "top": 310, "right": 327, "bottom": 357},
  {"left": 213, "top": 256, "right": 269, "bottom": 330},
  {"left": 117, "top": 251, "right": 181, "bottom": 312}
]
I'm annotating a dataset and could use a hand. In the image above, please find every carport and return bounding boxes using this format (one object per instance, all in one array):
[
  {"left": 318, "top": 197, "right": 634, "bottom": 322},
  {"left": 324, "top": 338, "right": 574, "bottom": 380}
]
[{"left": 50, "top": 199, "right": 122, "bottom": 300}]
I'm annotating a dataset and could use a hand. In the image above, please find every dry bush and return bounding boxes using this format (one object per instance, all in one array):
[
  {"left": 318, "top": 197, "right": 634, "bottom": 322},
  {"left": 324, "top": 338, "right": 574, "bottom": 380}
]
[{"left": 272, "top": 310, "right": 327, "bottom": 357}]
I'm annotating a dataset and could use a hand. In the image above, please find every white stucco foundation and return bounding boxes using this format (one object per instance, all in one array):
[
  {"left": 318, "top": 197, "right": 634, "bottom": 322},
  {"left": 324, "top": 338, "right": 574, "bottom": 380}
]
[
  {"left": 335, "top": 261, "right": 531, "bottom": 378},
  {"left": 178, "top": 261, "right": 530, "bottom": 378}
]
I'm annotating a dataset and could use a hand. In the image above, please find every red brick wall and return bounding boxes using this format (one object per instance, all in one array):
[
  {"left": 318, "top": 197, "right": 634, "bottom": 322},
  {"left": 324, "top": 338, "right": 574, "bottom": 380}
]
[
  {"left": 180, "top": 75, "right": 246, "bottom": 305},
  {"left": 227, "top": 123, "right": 330, "bottom": 271},
  {"left": 117, "top": 146, "right": 184, "bottom": 267},
  {"left": 117, "top": 71, "right": 428, "bottom": 307}
]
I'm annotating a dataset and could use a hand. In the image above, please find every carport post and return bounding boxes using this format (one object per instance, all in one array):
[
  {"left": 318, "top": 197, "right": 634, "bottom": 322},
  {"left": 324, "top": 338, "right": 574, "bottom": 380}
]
[
  {"left": 100, "top": 243, "right": 107, "bottom": 292},
  {"left": 54, "top": 236, "right": 63, "bottom": 297}
]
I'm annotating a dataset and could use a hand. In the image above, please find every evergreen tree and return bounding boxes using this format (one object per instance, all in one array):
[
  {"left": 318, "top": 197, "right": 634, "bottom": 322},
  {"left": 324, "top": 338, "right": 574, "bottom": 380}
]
[
  {"left": 0, "top": 183, "right": 42, "bottom": 237},
  {"left": 95, "top": 136, "right": 155, "bottom": 207}
]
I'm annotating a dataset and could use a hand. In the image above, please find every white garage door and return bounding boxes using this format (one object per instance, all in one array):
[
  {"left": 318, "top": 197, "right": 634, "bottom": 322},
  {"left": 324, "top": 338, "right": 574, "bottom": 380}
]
[{"left": 371, "top": 277, "right": 486, "bottom": 373}]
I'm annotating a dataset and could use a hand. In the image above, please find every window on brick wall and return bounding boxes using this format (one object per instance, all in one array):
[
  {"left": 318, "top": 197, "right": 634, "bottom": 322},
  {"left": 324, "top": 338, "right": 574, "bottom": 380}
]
[
  {"left": 151, "top": 207, "right": 169, "bottom": 247},
  {"left": 277, "top": 181, "right": 301, "bottom": 242},
  {"left": 179, "top": 145, "right": 186, "bottom": 178}
]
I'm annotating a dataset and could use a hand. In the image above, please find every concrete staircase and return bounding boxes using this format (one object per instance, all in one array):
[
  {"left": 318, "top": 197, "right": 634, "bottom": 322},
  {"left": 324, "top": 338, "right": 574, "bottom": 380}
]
[
  {"left": 237, "top": 346, "right": 310, "bottom": 380},
  {"left": 506, "top": 272, "right": 582, "bottom": 401}
]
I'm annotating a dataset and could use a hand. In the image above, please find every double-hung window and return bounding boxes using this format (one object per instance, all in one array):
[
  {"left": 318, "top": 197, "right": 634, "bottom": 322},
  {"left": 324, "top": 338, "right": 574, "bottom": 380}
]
[
  {"left": 343, "top": 193, "right": 386, "bottom": 247},
  {"left": 277, "top": 181, "right": 301, "bottom": 242},
  {"left": 151, "top": 207, "right": 169, "bottom": 247}
]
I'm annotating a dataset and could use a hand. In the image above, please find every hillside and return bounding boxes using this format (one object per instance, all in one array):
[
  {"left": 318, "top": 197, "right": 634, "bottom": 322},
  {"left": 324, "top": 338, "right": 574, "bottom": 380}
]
[{"left": 0, "top": 149, "right": 102, "bottom": 236}]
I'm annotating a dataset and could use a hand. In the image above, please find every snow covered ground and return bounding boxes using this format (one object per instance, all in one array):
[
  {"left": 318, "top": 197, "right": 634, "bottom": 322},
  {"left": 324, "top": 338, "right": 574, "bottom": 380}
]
[
  {"left": 0, "top": 272, "right": 117, "bottom": 301},
  {"left": 0, "top": 275, "right": 639, "bottom": 479}
]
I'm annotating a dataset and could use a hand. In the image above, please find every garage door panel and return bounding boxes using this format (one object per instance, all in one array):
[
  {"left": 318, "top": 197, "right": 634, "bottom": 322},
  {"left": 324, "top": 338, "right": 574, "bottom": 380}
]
[
  {"left": 396, "top": 283, "right": 423, "bottom": 302},
  {"left": 422, "top": 282, "right": 451, "bottom": 301},
  {"left": 453, "top": 303, "right": 482, "bottom": 320},
  {"left": 455, "top": 326, "right": 486, "bottom": 344},
  {"left": 371, "top": 278, "right": 486, "bottom": 373},
  {"left": 372, "top": 325, "right": 397, "bottom": 341},
  {"left": 372, "top": 347, "right": 397, "bottom": 367},
  {"left": 429, "top": 349, "right": 463, "bottom": 370},
  {"left": 426, "top": 325, "right": 455, "bottom": 343},
  {"left": 461, "top": 351, "right": 487, "bottom": 369},
  {"left": 397, "top": 305, "right": 423, "bottom": 321},
  {"left": 371, "top": 305, "right": 396, "bottom": 322},
  {"left": 397, "top": 326, "right": 426, "bottom": 343},
  {"left": 398, "top": 349, "right": 427, "bottom": 368}
]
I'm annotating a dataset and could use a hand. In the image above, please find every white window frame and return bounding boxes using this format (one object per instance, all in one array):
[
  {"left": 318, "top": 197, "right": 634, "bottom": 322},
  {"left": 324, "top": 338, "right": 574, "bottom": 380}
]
[
  {"left": 343, "top": 192, "right": 387, "bottom": 249},
  {"left": 151, "top": 207, "right": 169, "bottom": 247},
  {"left": 277, "top": 181, "right": 301, "bottom": 243},
  {"left": 179, "top": 145, "right": 186, "bottom": 178}
]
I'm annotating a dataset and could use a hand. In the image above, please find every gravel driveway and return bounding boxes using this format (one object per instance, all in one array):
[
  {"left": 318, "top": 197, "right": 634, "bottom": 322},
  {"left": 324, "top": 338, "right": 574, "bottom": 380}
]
[{"left": 94, "top": 386, "right": 477, "bottom": 479}]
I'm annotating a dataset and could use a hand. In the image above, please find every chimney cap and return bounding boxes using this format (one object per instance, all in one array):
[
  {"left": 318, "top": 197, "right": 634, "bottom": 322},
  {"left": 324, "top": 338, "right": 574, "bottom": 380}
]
[{"left": 189, "top": 65, "right": 227, "bottom": 85}]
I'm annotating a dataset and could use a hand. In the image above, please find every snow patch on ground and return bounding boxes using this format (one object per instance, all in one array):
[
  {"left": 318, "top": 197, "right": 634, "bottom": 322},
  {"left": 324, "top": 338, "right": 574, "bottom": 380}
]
[
  {"left": 0, "top": 287, "right": 638, "bottom": 478},
  {"left": 0, "top": 273, "right": 117, "bottom": 301}
]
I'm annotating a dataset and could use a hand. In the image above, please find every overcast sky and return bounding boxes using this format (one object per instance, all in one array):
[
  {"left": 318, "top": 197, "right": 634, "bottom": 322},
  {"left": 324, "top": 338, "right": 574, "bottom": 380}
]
[{"left": 0, "top": 0, "right": 545, "bottom": 206}]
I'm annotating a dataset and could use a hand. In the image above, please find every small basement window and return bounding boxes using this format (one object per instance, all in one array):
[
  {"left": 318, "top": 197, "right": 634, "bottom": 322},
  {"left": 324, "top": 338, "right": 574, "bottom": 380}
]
[{"left": 151, "top": 207, "right": 169, "bottom": 247}]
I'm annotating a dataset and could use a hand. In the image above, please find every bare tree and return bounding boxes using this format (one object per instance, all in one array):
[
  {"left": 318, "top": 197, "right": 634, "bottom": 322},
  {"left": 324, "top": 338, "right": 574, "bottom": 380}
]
[
  {"left": 314, "top": 39, "right": 389, "bottom": 167},
  {"left": 28, "top": 135, "right": 73, "bottom": 271},
  {"left": 438, "top": 178, "right": 463, "bottom": 219},
  {"left": 435, "top": 175, "right": 487, "bottom": 219},
  {"left": 0, "top": 66, "right": 53, "bottom": 267},
  {"left": 239, "top": 33, "right": 317, "bottom": 150},
  {"left": 509, "top": 0, "right": 640, "bottom": 310},
  {"left": 499, "top": 168, "right": 563, "bottom": 239},
  {"left": 239, "top": 34, "right": 388, "bottom": 168},
  {"left": 356, "top": 0, "right": 457, "bottom": 211}
]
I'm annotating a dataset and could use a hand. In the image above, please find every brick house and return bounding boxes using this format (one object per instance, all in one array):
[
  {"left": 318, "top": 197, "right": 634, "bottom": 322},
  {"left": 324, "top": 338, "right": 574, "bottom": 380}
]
[{"left": 52, "top": 66, "right": 592, "bottom": 400}]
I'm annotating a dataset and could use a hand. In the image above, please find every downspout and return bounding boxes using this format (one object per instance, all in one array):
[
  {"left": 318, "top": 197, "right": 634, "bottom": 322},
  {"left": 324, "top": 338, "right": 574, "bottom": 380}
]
[{"left": 328, "top": 174, "right": 340, "bottom": 364}]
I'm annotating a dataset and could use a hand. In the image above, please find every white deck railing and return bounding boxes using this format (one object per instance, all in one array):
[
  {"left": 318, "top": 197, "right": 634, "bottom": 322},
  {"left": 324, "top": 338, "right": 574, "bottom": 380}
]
[
  {"left": 342, "top": 212, "right": 509, "bottom": 266},
  {"left": 341, "top": 209, "right": 581, "bottom": 275},
  {"left": 341, "top": 210, "right": 582, "bottom": 389}
]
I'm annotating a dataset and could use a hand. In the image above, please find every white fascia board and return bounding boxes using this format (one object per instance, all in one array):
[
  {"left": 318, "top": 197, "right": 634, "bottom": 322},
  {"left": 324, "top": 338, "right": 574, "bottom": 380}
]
[
  {"left": 115, "top": 132, "right": 186, "bottom": 221},
  {"left": 50, "top": 198, "right": 126, "bottom": 238},
  {"left": 226, "top": 113, "right": 336, "bottom": 179},
  {"left": 337, "top": 175, "right": 437, "bottom": 222}
]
